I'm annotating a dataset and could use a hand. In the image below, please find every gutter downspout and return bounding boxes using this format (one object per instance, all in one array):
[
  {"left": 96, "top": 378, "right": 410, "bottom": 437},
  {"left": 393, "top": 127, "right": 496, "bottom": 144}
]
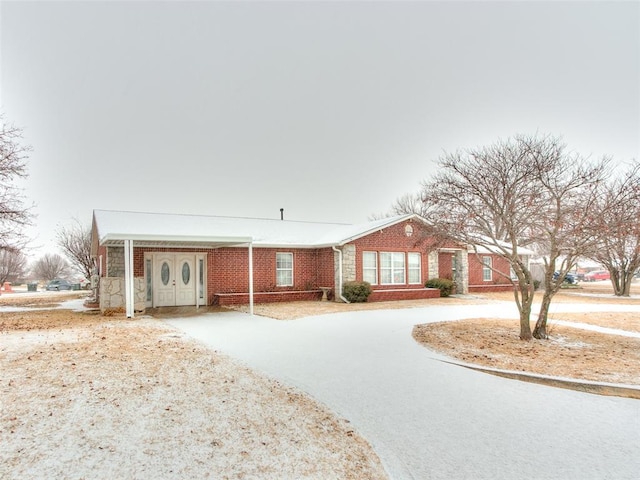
[{"left": 332, "top": 245, "right": 350, "bottom": 304}]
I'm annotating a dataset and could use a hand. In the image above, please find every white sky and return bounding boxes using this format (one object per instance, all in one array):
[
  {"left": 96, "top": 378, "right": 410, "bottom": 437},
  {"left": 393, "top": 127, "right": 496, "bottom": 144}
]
[{"left": 1, "top": 1, "right": 638, "bottom": 258}]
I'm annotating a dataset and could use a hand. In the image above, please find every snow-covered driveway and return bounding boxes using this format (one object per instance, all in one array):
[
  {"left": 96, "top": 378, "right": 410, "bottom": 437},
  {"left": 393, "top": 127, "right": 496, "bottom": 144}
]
[{"left": 165, "top": 301, "right": 640, "bottom": 480}]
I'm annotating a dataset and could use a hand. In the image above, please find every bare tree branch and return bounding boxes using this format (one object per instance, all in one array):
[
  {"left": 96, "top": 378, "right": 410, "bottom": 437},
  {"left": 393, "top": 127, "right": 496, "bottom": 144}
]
[
  {"left": 0, "top": 246, "right": 28, "bottom": 284},
  {"left": 56, "top": 218, "right": 93, "bottom": 279},
  {"left": 586, "top": 161, "right": 640, "bottom": 296},
  {"left": 32, "top": 253, "right": 71, "bottom": 282},
  {"left": 0, "top": 114, "right": 34, "bottom": 248}
]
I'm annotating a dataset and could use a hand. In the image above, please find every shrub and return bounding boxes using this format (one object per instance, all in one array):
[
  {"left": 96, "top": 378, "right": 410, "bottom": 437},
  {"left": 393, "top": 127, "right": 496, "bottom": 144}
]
[
  {"left": 342, "top": 281, "right": 372, "bottom": 303},
  {"left": 425, "top": 278, "right": 455, "bottom": 297}
]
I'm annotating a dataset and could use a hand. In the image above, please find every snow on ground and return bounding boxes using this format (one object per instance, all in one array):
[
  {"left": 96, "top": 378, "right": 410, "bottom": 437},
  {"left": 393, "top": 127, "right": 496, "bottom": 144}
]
[
  {"left": 1, "top": 315, "right": 386, "bottom": 480},
  {"left": 552, "top": 319, "right": 640, "bottom": 338},
  {"left": 0, "top": 290, "right": 92, "bottom": 313},
  {"left": 166, "top": 301, "right": 640, "bottom": 480}
]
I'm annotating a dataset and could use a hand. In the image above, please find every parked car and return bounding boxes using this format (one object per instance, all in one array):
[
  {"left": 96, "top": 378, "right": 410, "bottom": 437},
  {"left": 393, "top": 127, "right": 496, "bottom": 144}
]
[
  {"left": 45, "top": 279, "right": 72, "bottom": 291},
  {"left": 553, "top": 271, "right": 578, "bottom": 285},
  {"left": 584, "top": 270, "right": 610, "bottom": 282}
]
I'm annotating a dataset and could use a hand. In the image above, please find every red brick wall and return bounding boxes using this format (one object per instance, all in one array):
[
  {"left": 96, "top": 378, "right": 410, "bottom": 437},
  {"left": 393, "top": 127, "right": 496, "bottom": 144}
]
[
  {"left": 208, "top": 247, "right": 334, "bottom": 294},
  {"left": 468, "top": 253, "right": 513, "bottom": 291},
  {"left": 368, "top": 288, "right": 440, "bottom": 301},
  {"left": 350, "top": 219, "right": 435, "bottom": 290},
  {"left": 438, "top": 252, "right": 454, "bottom": 279},
  {"left": 214, "top": 290, "right": 323, "bottom": 305},
  {"left": 130, "top": 246, "right": 335, "bottom": 304}
]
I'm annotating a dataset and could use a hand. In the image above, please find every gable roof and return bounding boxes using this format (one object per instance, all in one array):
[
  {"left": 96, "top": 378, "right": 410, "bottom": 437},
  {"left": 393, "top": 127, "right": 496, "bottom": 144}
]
[{"left": 91, "top": 209, "right": 421, "bottom": 252}]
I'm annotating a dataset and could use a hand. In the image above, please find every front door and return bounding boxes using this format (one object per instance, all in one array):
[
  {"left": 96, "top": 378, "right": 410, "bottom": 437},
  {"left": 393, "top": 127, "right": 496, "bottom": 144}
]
[
  {"left": 175, "top": 254, "right": 196, "bottom": 306},
  {"left": 152, "top": 253, "right": 200, "bottom": 307},
  {"left": 154, "top": 253, "right": 176, "bottom": 307}
]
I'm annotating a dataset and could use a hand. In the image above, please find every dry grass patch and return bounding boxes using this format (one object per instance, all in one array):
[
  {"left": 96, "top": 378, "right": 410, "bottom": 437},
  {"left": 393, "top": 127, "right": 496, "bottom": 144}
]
[
  {"left": 413, "top": 316, "right": 640, "bottom": 386},
  {"left": 1, "top": 309, "right": 387, "bottom": 480}
]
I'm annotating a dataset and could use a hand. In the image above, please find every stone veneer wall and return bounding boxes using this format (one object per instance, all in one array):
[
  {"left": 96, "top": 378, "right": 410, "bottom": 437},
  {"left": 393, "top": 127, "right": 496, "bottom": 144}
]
[
  {"left": 428, "top": 250, "right": 469, "bottom": 294},
  {"left": 99, "top": 277, "right": 146, "bottom": 312},
  {"left": 342, "top": 245, "right": 356, "bottom": 282},
  {"left": 428, "top": 252, "right": 439, "bottom": 280},
  {"left": 107, "top": 247, "right": 125, "bottom": 277},
  {"left": 456, "top": 250, "right": 469, "bottom": 294},
  {"left": 333, "top": 245, "right": 356, "bottom": 302}
]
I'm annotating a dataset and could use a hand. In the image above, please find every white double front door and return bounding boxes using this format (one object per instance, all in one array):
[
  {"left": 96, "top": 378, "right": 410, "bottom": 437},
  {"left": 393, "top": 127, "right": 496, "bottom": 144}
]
[{"left": 153, "top": 253, "right": 198, "bottom": 307}]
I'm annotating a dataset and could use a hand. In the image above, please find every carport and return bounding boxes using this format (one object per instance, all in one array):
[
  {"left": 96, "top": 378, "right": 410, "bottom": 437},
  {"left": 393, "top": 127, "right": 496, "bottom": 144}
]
[{"left": 91, "top": 210, "right": 255, "bottom": 317}]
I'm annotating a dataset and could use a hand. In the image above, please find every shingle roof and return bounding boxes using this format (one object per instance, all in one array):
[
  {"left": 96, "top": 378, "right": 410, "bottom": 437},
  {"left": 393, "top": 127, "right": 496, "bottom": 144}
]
[{"left": 92, "top": 209, "right": 417, "bottom": 249}]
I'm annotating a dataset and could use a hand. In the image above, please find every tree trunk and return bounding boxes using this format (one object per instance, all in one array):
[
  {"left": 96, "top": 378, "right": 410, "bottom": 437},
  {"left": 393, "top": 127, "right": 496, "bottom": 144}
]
[
  {"left": 612, "top": 271, "right": 633, "bottom": 297},
  {"left": 533, "top": 290, "right": 554, "bottom": 339},
  {"left": 621, "top": 273, "right": 633, "bottom": 297},
  {"left": 520, "top": 310, "right": 532, "bottom": 340},
  {"left": 515, "top": 284, "right": 533, "bottom": 340},
  {"left": 611, "top": 271, "right": 623, "bottom": 296}
]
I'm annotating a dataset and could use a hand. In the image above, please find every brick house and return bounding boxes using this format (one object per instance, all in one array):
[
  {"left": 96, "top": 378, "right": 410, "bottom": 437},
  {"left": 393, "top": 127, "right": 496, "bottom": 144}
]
[{"left": 90, "top": 209, "right": 518, "bottom": 317}]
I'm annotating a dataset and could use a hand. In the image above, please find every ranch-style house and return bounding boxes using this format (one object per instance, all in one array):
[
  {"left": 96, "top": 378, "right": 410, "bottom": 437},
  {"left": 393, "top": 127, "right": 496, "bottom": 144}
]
[{"left": 90, "top": 209, "right": 517, "bottom": 317}]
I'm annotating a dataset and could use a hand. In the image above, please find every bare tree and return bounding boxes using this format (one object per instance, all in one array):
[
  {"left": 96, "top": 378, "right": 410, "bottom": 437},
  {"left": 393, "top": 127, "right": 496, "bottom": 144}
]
[
  {"left": 418, "top": 134, "right": 607, "bottom": 340},
  {"left": 390, "top": 192, "right": 430, "bottom": 217},
  {"left": 587, "top": 161, "right": 640, "bottom": 296},
  {"left": 0, "top": 115, "right": 33, "bottom": 248},
  {"left": 32, "top": 253, "right": 70, "bottom": 282},
  {"left": 529, "top": 153, "right": 609, "bottom": 338},
  {"left": 420, "top": 135, "right": 547, "bottom": 339},
  {"left": 0, "top": 246, "right": 28, "bottom": 284},
  {"left": 57, "top": 218, "right": 93, "bottom": 279}
]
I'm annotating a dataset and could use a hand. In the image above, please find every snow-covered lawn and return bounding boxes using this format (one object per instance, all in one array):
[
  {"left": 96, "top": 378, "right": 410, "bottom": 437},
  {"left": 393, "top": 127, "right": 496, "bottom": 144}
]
[{"left": 0, "top": 309, "right": 386, "bottom": 480}]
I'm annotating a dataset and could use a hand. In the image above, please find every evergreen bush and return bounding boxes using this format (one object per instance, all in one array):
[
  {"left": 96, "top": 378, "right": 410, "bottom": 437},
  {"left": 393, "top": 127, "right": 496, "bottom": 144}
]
[
  {"left": 425, "top": 278, "right": 456, "bottom": 297},
  {"left": 342, "top": 281, "right": 372, "bottom": 303}
]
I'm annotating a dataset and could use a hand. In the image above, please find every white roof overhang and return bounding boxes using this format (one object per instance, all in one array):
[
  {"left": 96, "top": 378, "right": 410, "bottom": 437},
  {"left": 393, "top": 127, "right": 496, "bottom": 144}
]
[{"left": 100, "top": 233, "right": 253, "bottom": 249}]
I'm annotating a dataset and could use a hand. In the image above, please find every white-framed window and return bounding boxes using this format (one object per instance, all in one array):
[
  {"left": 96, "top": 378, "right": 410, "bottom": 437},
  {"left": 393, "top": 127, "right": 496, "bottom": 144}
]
[
  {"left": 380, "top": 252, "right": 406, "bottom": 285},
  {"left": 145, "top": 258, "right": 153, "bottom": 303},
  {"left": 408, "top": 252, "right": 421, "bottom": 284},
  {"left": 276, "top": 252, "right": 293, "bottom": 286},
  {"left": 363, "top": 251, "right": 378, "bottom": 285},
  {"left": 482, "top": 256, "right": 492, "bottom": 281}
]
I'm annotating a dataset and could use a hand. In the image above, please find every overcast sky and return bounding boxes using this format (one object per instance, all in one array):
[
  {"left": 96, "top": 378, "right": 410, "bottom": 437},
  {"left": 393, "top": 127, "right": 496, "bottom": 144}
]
[{"left": 1, "top": 0, "right": 638, "bottom": 258}]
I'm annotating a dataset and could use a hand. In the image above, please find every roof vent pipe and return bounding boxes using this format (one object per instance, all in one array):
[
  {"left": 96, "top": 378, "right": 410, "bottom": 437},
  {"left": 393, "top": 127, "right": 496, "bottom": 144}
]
[{"left": 280, "top": 208, "right": 284, "bottom": 220}]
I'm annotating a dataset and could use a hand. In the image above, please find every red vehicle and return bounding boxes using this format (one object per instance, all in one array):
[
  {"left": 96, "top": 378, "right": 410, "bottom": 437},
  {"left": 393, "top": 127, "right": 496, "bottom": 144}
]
[{"left": 584, "top": 270, "right": 610, "bottom": 282}]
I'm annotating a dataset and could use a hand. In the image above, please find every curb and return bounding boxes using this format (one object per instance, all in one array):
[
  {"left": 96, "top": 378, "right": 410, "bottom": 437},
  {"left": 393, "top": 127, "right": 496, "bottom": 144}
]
[{"left": 438, "top": 359, "right": 640, "bottom": 400}]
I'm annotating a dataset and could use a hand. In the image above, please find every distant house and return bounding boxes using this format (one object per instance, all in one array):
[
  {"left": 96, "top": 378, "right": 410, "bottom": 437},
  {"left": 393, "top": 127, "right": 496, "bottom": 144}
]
[{"left": 90, "top": 210, "right": 519, "bottom": 317}]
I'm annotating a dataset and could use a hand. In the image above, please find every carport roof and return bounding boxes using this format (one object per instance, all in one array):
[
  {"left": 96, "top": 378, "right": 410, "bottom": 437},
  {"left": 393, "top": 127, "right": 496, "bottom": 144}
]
[{"left": 91, "top": 209, "right": 420, "bottom": 252}]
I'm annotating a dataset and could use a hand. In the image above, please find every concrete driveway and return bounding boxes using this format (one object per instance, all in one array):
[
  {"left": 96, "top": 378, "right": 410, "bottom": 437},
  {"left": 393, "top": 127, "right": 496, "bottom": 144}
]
[{"left": 165, "top": 301, "right": 640, "bottom": 480}]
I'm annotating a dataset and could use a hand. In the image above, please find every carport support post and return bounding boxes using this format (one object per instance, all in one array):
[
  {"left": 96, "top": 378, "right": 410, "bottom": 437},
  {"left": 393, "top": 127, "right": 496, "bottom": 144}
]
[
  {"left": 124, "top": 239, "right": 134, "bottom": 318},
  {"left": 248, "top": 242, "right": 254, "bottom": 315}
]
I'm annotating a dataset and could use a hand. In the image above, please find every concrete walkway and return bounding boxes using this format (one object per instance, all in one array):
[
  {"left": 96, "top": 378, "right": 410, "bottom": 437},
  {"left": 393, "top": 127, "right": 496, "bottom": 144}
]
[{"left": 165, "top": 301, "right": 640, "bottom": 480}]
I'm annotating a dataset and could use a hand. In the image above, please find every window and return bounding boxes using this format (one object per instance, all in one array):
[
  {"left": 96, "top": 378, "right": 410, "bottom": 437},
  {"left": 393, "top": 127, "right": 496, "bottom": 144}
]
[
  {"left": 363, "top": 252, "right": 378, "bottom": 285},
  {"left": 408, "top": 253, "right": 421, "bottom": 284},
  {"left": 380, "top": 252, "right": 406, "bottom": 285},
  {"left": 145, "top": 258, "right": 152, "bottom": 302},
  {"left": 199, "top": 258, "right": 205, "bottom": 300},
  {"left": 276, "top": 252, "right": 293, "bottom": 286},
  {"left": 482, "top": 256, "right": 492, "bottom": 281}
]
